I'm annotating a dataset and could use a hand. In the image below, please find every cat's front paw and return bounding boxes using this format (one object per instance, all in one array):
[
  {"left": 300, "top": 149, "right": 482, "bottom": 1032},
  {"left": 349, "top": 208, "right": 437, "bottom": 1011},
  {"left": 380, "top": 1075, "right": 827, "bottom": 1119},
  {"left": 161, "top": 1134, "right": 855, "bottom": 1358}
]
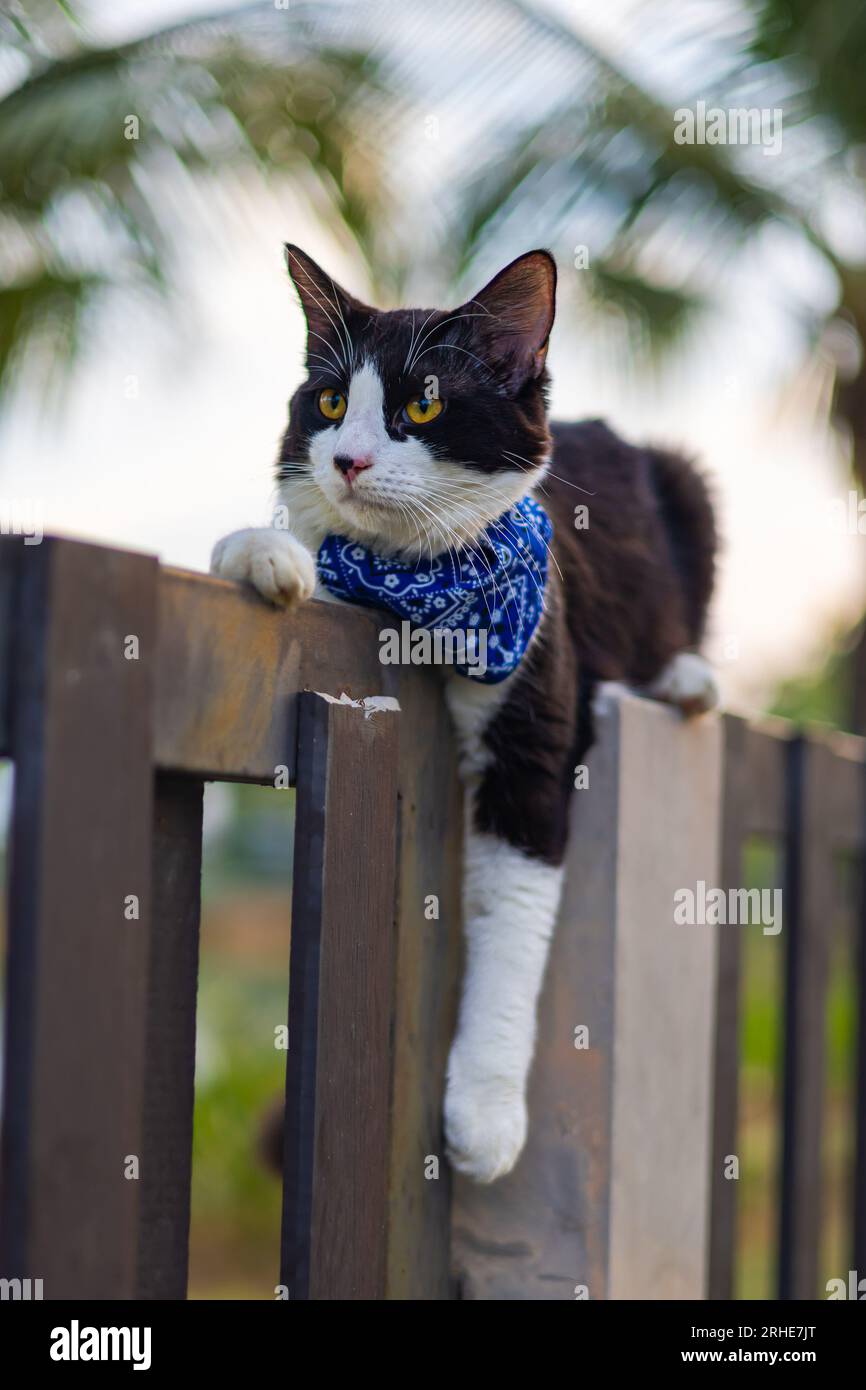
[
  {"left": 210, "top": 528, "right": 316, "bottom": 609},
  {"left": 444, "top": 1050, "right": 528, "bottom": 1184}
]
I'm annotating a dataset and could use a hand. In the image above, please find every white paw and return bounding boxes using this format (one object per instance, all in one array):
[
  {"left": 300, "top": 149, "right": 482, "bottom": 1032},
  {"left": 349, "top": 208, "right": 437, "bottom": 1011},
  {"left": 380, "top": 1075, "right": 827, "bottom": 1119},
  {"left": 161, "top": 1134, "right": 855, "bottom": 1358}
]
[
  {"left": 210, "top": 528, "right": 316, "bottom": 609},
  {"left": 444, "top": 1050, "right": 527, "bottom": 1184},
  {"left": 647, "top": 651, "right": 719, "bottom": 716}
]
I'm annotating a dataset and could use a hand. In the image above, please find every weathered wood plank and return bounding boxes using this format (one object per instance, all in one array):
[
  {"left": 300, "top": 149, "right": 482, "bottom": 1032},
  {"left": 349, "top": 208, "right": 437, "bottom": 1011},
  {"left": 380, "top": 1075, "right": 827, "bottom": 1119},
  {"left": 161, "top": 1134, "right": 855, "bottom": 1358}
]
[
  {"left": 736, "top": 720, "right": 790, "bottom": 839},
  {"left": 708, "top": 714, "right": 748, "bottom": 1300},
  {"left": 607, "top": 694, "right": 721, "bottom": 1299},
  {"left": 280, "top": 693, "right": 400, "bottom": 1300},
  {"left": 778, "top": 735, "right": 834, "bottom": 1300},
  {"left": 155, "top": 569, "right": 396, "bottom": 780},
  {"left": 0, "top": 537, "right": 157, "bottom": 1298},
  {"left": 137, "top": 774, "right": 204, "bottom": 1299},
  {"left": 451, "top": 699, "right": 621, "bottom": 1301},
  {"left": 385, "top": 670, "right": 463, "bottom": 1300},
  {"left": 819, "top": 730, "right": 866, "bottom": 852},
  {"left": 452, "top": 690, "right": 721, "bottom": 1299}
]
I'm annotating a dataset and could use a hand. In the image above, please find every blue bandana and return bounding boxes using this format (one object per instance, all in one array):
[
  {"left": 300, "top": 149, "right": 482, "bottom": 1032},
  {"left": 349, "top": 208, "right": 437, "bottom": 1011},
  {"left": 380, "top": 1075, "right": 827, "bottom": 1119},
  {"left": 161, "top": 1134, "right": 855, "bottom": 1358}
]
[{"left": 316, "top": 494, "right": 552, "bottom": 683}]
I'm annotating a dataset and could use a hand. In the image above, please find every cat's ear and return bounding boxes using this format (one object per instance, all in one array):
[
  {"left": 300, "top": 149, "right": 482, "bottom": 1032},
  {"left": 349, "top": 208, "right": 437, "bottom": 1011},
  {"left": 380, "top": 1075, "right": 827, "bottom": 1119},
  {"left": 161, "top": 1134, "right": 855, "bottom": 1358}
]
[
  {"left": 463, "top": 250, "right": 556, "bottom": 393},
  {"left": 284, "top": 244, "right": 371, "bottom": 364}
]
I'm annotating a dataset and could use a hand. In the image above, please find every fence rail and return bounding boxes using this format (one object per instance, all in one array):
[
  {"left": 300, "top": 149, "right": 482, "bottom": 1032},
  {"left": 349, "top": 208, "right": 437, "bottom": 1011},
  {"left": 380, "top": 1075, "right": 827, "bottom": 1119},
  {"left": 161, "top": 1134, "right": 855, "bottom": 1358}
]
[{"left": 0, "top": 534, "right": 864, "bottom": 1300}]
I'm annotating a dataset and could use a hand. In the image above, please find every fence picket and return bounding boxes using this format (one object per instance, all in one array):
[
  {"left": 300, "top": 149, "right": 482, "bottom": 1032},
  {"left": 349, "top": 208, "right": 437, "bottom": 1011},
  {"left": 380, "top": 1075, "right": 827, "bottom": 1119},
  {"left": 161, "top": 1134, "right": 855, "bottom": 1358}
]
[
  {"left": 0, "top": 538, "right": 157, "bottom": 1298},
  {"left": 137, "top": 774, "right": 204, "bottom": 1299},
  {"left": 280, "top": 692, "right": 400, "bottom": 1300}
]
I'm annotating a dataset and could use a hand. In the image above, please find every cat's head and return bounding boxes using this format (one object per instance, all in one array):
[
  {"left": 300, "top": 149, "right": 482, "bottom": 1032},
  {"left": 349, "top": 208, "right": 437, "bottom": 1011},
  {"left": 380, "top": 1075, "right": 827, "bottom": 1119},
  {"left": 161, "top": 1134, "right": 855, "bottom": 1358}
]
[{"left": 278, "top": 245, "right": 556, "bottom": 556}]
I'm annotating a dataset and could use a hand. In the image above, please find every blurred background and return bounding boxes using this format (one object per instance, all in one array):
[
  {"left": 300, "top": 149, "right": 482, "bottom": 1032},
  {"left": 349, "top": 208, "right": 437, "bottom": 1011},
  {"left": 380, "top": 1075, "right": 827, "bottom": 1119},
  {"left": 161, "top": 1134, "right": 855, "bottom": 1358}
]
[{"left": 1, "top": 0, "right": 865, "bottom": 1297}]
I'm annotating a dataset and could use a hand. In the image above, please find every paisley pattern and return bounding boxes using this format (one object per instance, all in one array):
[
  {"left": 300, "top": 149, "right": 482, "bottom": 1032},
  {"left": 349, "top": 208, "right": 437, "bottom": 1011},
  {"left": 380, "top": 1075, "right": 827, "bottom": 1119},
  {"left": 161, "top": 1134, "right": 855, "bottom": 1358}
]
[{"left": 317, "top": 494, "right": 552, "bottom": 683}]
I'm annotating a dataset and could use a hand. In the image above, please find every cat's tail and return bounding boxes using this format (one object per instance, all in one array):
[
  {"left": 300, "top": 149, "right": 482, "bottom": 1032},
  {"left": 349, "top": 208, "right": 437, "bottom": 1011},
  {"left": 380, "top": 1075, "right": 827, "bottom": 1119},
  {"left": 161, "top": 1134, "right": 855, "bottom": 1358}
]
[{"left": 646, "top": 446, "right": 717, "bottom": 647}]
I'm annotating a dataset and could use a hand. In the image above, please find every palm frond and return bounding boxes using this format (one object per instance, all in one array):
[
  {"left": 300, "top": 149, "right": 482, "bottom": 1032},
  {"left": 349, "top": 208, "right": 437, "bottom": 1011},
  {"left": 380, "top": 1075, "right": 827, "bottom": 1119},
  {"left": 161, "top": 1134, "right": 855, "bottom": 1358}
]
[
  {"left": 435, "top": 0, "right": 839, "bottom": 361},
  {"left": 0, "top": 2, "right": 394, "bottom": 399}
]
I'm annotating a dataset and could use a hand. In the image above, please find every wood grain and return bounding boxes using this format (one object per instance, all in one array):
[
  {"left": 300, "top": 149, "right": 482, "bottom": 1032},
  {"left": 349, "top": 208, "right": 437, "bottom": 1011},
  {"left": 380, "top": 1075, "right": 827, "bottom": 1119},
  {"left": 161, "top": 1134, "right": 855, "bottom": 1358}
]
[
  {"left": 280, "top": 693, "right": 400, "bottom": 1299},
  {"left": 137, "top": 774, "right": 203, "bottom": 1299},
  {"left": 779, "top": 736, "right": 834, "bottom": 1300},
  {"left": 0, "top": 537, "right": 157, "bottom": 1298}
]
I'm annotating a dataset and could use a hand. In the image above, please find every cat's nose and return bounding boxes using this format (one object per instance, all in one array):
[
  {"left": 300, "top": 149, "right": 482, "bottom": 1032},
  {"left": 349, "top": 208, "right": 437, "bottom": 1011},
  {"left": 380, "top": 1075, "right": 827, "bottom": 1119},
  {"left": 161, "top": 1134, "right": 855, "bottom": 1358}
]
[{"left": 334, "top": 453, "right": 373, "bottom": 484}]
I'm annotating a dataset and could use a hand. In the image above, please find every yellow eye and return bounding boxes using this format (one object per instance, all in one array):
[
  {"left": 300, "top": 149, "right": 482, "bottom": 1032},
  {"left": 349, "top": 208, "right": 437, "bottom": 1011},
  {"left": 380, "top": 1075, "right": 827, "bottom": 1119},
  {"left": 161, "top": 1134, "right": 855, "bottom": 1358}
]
[
  {"left": 318, "top": 388, "right": 347, "bottom": 420},
  {"left": 404, "top": 395, "right": 443, "bottom": 425}
]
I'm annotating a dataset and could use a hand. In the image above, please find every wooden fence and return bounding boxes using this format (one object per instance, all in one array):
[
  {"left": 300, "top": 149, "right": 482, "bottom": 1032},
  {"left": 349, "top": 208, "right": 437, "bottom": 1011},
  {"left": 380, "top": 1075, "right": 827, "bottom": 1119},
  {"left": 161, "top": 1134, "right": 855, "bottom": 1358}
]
[{"left": 0, "top": 534, "right": 863, "bottom": 1300}]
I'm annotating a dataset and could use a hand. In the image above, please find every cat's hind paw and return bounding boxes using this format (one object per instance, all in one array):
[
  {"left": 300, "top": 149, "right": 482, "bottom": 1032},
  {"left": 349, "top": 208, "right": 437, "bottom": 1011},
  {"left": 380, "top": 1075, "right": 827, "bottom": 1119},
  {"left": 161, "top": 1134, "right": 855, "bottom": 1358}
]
[
  {"left": 210, "top": 528, "right": 316, "bottom": 609},
  {"left": 646, "top": 651, "right": 719, "bottom": 717},
  {"left": 444, "top": 1060, "right": 527, "bottom": 1184}
]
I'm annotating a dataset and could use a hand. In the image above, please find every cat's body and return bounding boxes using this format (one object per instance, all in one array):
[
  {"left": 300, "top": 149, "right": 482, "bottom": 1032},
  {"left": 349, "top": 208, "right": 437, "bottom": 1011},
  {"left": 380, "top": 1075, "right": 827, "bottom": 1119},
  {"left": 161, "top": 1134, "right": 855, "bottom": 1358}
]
[{"left": 212, "top": 247, "right": 717, "bottom": 1183}]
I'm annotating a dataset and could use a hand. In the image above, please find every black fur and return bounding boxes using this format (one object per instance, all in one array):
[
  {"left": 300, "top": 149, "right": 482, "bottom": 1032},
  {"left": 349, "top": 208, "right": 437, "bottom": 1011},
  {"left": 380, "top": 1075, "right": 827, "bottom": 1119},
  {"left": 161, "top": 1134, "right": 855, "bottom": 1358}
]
[{"left": 479, "top": 422, "right": 716, "bottom": 863}]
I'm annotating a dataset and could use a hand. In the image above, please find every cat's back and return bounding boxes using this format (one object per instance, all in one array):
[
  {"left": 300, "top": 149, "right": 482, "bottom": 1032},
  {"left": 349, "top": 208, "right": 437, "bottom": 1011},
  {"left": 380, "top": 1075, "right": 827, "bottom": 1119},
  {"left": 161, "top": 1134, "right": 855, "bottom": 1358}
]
[
  {"left": 543, "top": 418, "right": 716, "bottom": 679},
  {"left": 545, "top": 417, "right": 664, "bottom": 567},
  {"left": 547, "top": 416, "right": 654, "bottom": 511}
]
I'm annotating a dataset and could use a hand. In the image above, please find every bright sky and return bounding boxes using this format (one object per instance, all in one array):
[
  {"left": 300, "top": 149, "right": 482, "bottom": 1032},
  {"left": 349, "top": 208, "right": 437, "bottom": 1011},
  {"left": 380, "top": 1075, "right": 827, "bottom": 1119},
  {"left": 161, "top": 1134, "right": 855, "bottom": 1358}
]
[{"left": 1, "top": 0, "right": 863, "bottom": 713}]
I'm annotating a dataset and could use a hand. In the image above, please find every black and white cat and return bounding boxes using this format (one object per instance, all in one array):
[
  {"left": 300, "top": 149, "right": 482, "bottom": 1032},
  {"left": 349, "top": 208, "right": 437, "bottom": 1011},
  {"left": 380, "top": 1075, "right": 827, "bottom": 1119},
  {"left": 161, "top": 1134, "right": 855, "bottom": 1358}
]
[{"left": 212, "top": 245, "right": 718, "bottom": 1183}]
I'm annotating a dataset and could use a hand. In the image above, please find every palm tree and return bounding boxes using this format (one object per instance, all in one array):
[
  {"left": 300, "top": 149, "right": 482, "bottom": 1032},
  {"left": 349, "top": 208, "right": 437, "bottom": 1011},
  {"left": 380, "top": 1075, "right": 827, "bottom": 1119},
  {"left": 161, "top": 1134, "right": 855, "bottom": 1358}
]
[{"left": 0, "top": 0, "right": 392, "bottom": 393}]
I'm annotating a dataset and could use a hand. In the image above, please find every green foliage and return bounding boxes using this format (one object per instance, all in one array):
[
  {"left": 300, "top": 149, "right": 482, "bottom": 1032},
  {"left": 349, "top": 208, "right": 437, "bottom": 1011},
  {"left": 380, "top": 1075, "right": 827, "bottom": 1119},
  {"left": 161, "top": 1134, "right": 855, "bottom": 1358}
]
[
  {"left": 748, "top": 0, "right": 866, "bottom": 143},
  {"left": 190, "top": 961, "right": 285, "bottom": 1298},
  {"left": 769, "top": 642, "right": 854, "bottom": 731},
  {"left": 0, "top": 1, "right": 391, "bottom": 399}
]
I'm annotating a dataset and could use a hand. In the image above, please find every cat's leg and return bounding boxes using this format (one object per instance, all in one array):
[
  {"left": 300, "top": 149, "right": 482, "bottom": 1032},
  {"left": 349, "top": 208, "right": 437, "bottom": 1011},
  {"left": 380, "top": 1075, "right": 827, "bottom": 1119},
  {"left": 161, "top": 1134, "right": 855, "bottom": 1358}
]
[
  {"left": 444, "top": 825, "right": 564, "bottom": 1182},
  {"left": 210, "top": 528, "right": 316, "bottom": 608},
  {"left": 443, "top": 635, "right": 580, "bottom": 1183},
  {"left": 644, "top": 650, "right": 719, "bottom": 716}
]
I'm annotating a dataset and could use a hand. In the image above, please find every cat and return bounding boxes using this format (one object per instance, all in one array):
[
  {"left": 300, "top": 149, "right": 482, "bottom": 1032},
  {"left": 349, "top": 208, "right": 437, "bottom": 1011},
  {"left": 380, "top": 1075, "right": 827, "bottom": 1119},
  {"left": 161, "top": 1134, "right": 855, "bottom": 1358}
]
[{"left": 211, "top": 244, "right": 718, "bottom": 1183}]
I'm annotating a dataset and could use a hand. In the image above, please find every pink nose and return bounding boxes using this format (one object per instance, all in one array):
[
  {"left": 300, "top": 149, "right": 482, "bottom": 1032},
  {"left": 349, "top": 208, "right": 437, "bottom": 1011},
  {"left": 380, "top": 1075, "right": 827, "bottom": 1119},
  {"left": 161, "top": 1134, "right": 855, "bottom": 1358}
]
[{"left": 334, "top": 453, "right": 373, "bottom": 484}]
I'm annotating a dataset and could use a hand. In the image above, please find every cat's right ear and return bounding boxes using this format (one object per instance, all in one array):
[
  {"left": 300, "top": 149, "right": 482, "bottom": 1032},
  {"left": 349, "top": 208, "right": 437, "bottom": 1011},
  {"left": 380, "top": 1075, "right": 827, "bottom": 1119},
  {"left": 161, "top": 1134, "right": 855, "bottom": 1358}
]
[{"left": 284, "top": 245, "right": 368, "bottom": 364}]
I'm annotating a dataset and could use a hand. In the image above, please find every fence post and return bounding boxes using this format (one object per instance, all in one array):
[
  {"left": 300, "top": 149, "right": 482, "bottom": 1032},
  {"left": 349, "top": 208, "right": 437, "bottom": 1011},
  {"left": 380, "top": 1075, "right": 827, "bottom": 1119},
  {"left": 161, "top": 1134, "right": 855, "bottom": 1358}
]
[
  {"left": 136, "top": 774, "right": 204, "bottom": 1299},
  {"left": 779, "top": 736, "right": 833, "bottom": 1300},
  {"left": 0, "top": 537, "right": 157, "bottom": 1298},
  {"left": 708, "top": 714, "right": 747, "bottom": 1299},
  {"left": 385, "top": 668, "right": 463, "bottom": 1300},
  {"left": 451, "top": 689, "right": 721, "bottom": 1299},
  {"left": 280, "top": 692, "right": 401, "bottom": 1299}
]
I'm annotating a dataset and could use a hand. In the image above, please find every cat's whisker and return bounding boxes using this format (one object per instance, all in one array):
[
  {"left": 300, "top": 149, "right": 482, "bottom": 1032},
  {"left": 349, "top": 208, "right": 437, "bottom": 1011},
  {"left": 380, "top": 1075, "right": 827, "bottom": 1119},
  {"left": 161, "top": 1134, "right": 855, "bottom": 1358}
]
[
  {"left": 413, "top": 342, "right": 492, "bottom": 378},
  {"left": 404, "top": 489, "right": 518, "bottom": 634},
  {"left": 502, "top": 450, "right": 596, "bottom": 497},
  {"left": 327, "top": 275, "right": 357, "bottom": 374},
  {"left": 306, "top": 329, "right": 345, "bottom": 376},
  {"left": 416, "top": 513, "right": 506, "bottom": 633},
  {"left": 291, "top": 266, "right": 351, "bottom": 373},
  {"left": 306, "top": 351, "right": 341, "bottom": 372},
  {"left": 403, "top": 308, "right": 437, "bottom": 376},
  {"left": 419, "top": 474, "right": 552, "bottom": 603},
  {"left": 407, "top": 310, "right": 490, "bottom": 374},
  {"left": 498, "top": 512, "right": 561, "bottom": 590}
]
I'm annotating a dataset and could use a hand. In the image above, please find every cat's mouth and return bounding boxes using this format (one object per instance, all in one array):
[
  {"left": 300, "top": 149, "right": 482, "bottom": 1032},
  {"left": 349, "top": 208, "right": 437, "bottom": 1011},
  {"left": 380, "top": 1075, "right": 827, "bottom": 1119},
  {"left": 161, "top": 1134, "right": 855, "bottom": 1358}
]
[{"left": 339, "top": 485, "right": 402, "bottom": 515}]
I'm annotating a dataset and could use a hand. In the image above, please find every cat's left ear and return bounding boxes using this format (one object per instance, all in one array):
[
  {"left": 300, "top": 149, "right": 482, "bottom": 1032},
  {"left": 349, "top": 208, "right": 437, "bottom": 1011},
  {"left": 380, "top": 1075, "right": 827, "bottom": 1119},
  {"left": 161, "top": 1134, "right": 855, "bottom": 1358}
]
[{"left": 462, "top": 250, "right": 556, "bottom": 393}]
